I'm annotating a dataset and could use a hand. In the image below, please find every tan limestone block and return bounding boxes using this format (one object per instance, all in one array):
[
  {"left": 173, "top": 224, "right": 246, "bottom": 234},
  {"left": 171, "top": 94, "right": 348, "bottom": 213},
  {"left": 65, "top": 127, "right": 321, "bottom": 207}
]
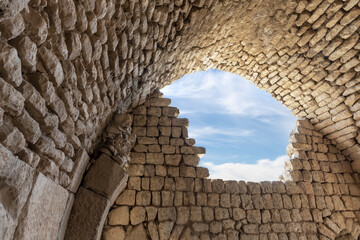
[
  {"left": 130, "top": 206, "right": 146, "bottom": 225},
  {"left": 180, "top": 166, "right": 196, "bottom": 178},
  {"left": 175, "top": 177, "right": 194, "bottom": 192},
  {"left": 103, "top": 227, "right": 125, "bottom": 240},
  {"left": 147, "top": 116, "right": 159, "bottom": 126},
  {"left": 83, "top": 154, "right": 128, "bottom": 203},
  {"left": 161, "top": 191, "right": 174, "bottom": 206},
  {"left": 116, "top": 189, "right": 136, "bottom": 206},
  {"left": 146, "top": 153, "right": 164, "bottom": 165},
  {"left": 158, "top": 207, "right": 176, "bottom": 222},
  {"left": 209, "top": 221, "right": 222, "bottom": 234},
  {"left": 214, "top": 207, "right": 229, "bottom": 220},
  {"left": 156, "top": 165, "right": 167, "bottom": 176},
  {"left": 162, "top": 145, "right": 175, "bottom": 154},
  {"left": 125, "top": 223, "right": 149, "bottom": 240},
  {"left": 165, "top": 154, "right": 181, "bottom": 166},
  {"left": 108, "top": 206, "right": 129, "bottom": 226},
  {"left": 151, "top": 191, "right": 161, "bottom": 206},
  {"left": 150, "top": 176, "right": 165, "bottom": 191},
  {"left": 136, "top": 191, "right": 151, "bottom": 206},
  {"left": 162, "top": 107, "right": 179, "bottom": 117}
]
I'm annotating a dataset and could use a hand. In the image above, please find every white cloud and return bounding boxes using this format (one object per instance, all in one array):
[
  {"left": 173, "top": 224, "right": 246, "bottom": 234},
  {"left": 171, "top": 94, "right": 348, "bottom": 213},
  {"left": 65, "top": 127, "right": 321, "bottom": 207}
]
[
  {"left": 201, "top": 155, "right": 288, "bottom": 182},
  {"left": 189, "top": 126, "right": 253, "bottom": 139},
  {"left": 162, "top": 70, "right": 293, "bottom": 118}
]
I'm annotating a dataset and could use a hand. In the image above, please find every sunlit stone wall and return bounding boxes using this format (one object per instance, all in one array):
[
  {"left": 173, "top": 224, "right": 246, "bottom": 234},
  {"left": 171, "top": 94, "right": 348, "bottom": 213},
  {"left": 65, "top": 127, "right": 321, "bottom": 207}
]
[
  {"left": 102, "top": 92, "right": 360, "bottom": 240},
  {"left": 1, "top": 0, "right": 360, "bottom": 239}
]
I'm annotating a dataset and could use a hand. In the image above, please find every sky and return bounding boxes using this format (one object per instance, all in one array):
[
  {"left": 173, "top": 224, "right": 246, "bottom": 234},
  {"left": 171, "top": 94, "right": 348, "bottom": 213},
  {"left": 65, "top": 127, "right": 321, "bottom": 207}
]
[{"left": 161, "top": 69, "right": 297, "bottom": 182}]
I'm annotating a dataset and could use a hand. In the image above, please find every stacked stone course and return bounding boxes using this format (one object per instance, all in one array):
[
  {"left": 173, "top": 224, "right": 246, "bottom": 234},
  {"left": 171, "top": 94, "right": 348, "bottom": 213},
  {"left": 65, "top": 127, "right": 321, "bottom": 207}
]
[{"left": 102, "top": 93, "right": 360, "bottom": 240}]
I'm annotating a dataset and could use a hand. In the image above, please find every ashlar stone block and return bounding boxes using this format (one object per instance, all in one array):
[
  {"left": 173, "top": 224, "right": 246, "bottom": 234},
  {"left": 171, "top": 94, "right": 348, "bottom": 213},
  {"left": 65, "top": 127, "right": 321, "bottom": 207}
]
[
  {"left": 0, "top": 144, "right": 35, "bottom": 240},
  {"left": 14, "top": 173, "right": 68, "bottom": 240},
  {"left": 65, "top": 187, "right": 110, "bottom": 240},
  {"left": 83, "top": 154, "right": 128, "bottom": 204}
]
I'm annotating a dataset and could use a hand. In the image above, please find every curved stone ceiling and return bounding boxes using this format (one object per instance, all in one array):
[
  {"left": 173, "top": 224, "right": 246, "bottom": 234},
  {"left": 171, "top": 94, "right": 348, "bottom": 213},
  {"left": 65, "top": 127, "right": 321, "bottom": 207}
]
[{"left": 0, "top": 0, "right": 360, "bottom": 239}]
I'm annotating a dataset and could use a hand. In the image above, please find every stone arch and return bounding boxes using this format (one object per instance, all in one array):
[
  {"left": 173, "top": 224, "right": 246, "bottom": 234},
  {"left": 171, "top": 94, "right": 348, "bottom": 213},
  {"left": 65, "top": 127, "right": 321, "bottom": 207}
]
[{"left": 0, "top": 0, "right": 360, "bottom": 239}]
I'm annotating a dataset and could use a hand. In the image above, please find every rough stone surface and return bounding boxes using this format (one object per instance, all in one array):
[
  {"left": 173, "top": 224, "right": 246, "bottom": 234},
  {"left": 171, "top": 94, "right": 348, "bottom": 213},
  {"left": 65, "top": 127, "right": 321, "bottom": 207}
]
[
  {"left": 1, "top": 0, "right": 360, "bottom": 238},
  {"left": 103, "top": 94, "right": 360, "bottom": 240},
  {"left": 64, "top": 187, "right": 110, "bottom": 240},
  {"left": 13, "top": 173, "right": 68, "bottom": 240},
  {"left": 0, "top": 144, "right": 34, "bottom": 240},
  {"left": 83, "top": 154, "right": 128, "bottom": 204}
]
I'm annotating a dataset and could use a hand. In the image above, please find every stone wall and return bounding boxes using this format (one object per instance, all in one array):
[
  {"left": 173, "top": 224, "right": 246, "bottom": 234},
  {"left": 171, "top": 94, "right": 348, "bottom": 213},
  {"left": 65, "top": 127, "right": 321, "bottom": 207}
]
[
  {"left": 0, "top": 0, "right": 360, "bottom": 239},
  {"left": 102, "top": 93, "right": 360, "bottom": 240}
]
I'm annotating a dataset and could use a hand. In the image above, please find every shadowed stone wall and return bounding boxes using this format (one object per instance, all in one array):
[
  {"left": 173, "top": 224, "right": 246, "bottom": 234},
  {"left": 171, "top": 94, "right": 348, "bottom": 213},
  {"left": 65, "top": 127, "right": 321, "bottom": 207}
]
[{"left": 1, "top": 0, "right": 360, "bottom": 239}]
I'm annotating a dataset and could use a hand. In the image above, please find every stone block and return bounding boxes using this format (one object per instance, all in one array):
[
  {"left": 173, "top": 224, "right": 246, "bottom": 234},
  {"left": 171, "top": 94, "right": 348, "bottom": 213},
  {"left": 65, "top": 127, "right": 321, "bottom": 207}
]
[
  {"left": 159, "top": 221, "right": 174, "bottom": 240},
  {"left": 0, "top": 144, "right": 35, "bottom": 240},
  {"left": 136, "top": 191, "right": 151, "bottom": 206},
  {"left": 148, "top": 97, "right": 171, "bottom": 107},
  {"left": 175, "top": 177, "right": 194, "bottom": 192},
  {"left": 150, "top": 176, "right": 164, "bottom": 191},
  {"left": 108, "top": 206, "right": 129, "bottom": 226},
  {"left": 68, "top": 148, "right": 89, "bottom": 192},
  {"left": 125, "top": 223, "right": 149, "bottom": 239},
  {"left": 12, "top": 109, "right": 41, "bottom": 144},
  {"left": 165, "top": 154, "right": 181, "bottom": 166},
  {"left": 38, "top": 46, "right": 64, "bottom": 87},
  {"left": 34, "top": 135, "right": 65, "bottom": 165},
  {"left": 21, "top": 6, "right": 48, "bottom": 45},
  {"left": 56, "top": 193, "right": 74, "bottom": 240},
  {"left": 0, "top": 43, "right": 22, "bottom": 87},
  {"left": 0, "top": 77, "right": 24, "bottom": 116},
  {"left": 0, "top": 122, "right": 26, "bottom": 154},
  {"left": 130, "top": 206, "right": 146, "bottom": 225},
  {"left": 183, "top": 155, "right": 200, "bottom": 166},
  {"left": 0, "top": 13, "right": 24, "bottom": 40},
  {"left": 65, "top": 187, "right": 110, "bottom": 240},
  {"left": 116, "top": 189, "right": 136, "bottom": 206},
  {"left": 58, "top": 0, "right": 77, "bottom": 30},
  {"left": 158, "top": 207, "right": 176, "bottom": 222},
  {"left": 9, "top": 36, "right": 37, "bottom": 72},
  {"left": 180, "top": 166, "right": 196, "bottom": 178},
  {"left": 83, "top": 154, "right": 128, "bottom": 204},
  {"left": 14, "top": 173, "right": 68, "bottom": 240},
  {"left": 146, "top": 153, "right": 164, "bottom": 165},
  {"left": 102, "top": 227, "right": 125, "bottom": 240}
]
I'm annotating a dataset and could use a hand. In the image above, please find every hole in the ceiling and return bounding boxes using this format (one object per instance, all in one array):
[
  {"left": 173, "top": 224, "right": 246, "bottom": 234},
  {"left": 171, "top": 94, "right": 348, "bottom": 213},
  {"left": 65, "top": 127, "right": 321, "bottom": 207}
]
[{"left": 161, "top": 69, "right": 297, "bottom": 182}]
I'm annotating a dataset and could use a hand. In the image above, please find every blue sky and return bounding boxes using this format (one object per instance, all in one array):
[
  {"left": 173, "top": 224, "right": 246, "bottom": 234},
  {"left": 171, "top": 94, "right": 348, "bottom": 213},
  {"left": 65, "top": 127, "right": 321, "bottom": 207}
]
[{"left": 161, "top": 69, "right": 297, "bottom": 181}]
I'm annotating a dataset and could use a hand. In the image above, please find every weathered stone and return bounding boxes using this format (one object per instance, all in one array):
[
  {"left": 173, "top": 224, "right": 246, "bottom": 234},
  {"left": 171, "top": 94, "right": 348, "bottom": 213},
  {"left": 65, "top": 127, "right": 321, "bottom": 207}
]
[
  {"left": 0, "top": 122, "right": 26, "bottom": 154},
  {"left": 130, "top": 206, "right": 146, "bottom": 225},
  {"left": 68, "top": 148, "right": 89, "bottom": 192},
  {"left": 65, "top": 187, "right": 110, "bottom": 240},
  {"left": 103, "top": 227, "right": 125, "bottom": 240},
  {"left": 159, "top": 221, "right": 174, "bottom": 240},
  {"left": 38, "top": 46, "right": 64, "bottom": 87},
  {"left": 0, "top": 13, "right": 24, "bottom": 40},
  {"left": 108, "top": 206, "right": 129, "bottom": 226},
  {"left": 0, "top": 43, "right": 22, "bottom": 87},
  {"left": 12, "top": 109, "right": 41, "bottom": 144},
  {"left": 14, "top": 173, "right": 68, "bottom": 240},
  {"left": 58, "top": 0, "right": 77, "bottom": 30},
  {"left": 125, "top": 223, "right": 149, "bottom": 240},
  {"left": 0, "top": 0, "right": 29, "bottom": 21},
  {"left": 83, "top": 154, "right": 128, "bottom": 204},
  {"left": 0, "top": 144, "right": 34, "bottom": 240},
  {"left": 21, "top": 6, "right": 48, "bottom": 45}
]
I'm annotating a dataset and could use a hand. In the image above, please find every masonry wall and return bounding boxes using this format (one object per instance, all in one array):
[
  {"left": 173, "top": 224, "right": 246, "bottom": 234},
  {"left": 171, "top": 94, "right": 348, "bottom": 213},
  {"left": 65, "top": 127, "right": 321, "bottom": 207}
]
[
  {"left": 1, "top": 0, "right": 360, "bottom": 239},
  {"left": 102, "top": 93, "right": 360, "bottom": 240}
]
